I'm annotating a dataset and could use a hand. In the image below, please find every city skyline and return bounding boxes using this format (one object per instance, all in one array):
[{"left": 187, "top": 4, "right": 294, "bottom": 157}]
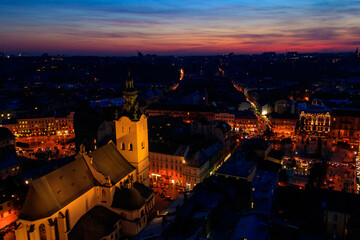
[{"left": 1, "top": 0, "right": 360, "bottom": 55}]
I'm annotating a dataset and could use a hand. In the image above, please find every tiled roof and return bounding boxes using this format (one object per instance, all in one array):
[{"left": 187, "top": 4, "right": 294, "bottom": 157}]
[
  {"left": 68, "top": 206, "right": 121, "bottom": 240},
  {"left": 91, "top": 141, "right": 136, "bottom": 184},
  {"left": 19, "top": 156, "right": 96, "bottom": 221}
]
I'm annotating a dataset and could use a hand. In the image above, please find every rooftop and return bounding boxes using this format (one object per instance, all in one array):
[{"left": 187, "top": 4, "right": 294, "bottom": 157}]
[
  {"left": 68, "top": 206, "right": 121, "bottom": 240},
  {"left": 90, "top": 141, "right": 136, "bottom": 184},
  {"left": 216, "top": 153, "right": 257, "bottom": 179},
  {"left": 19, "top": 155, "right": 96, "bottom": 221},
  {"left": 331, "top": 108, "right": 360, "bottom": 117},
  {"left": 149, "top": 142, "right": 188, "bottom": 156},
  {"left": 230, "top": 213, "right": 268, "bottom": 240},
  {"left": 111, "top": 186, "right": 145, "bottom": 211},
  {"left": 147, "top": 104, "right": 216, "bottom": 113}
]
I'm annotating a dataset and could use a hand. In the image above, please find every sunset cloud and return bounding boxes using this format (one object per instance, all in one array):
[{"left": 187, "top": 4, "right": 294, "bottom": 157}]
[{"left": 0, "top": 0, "right": 359, "bottom": 55}]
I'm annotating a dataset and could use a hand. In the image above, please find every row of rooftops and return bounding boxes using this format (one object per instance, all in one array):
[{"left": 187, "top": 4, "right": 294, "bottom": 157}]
[
  {"left": 216, "top": 138, "right": 282, "bottom": 179},
  {"left": 147, "top": 102, "right": 360, "bottom": 121}
]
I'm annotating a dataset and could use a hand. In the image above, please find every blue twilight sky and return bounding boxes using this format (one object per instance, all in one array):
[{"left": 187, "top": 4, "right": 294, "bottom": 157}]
[{"left": 0, "top": 0, "right": 359, "bottom": 55}]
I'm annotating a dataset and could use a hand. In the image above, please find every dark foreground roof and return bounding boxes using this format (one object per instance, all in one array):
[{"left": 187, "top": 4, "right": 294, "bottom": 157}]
[
  {"left": 112, "top": 186, "right": 145, "bottom": 211},
  {"left": 0, "top": 152, "right": 18, "bottom": 169},
  {"left": 19, "top": 156, "right": 96, "bottom": 221},
  {"left": 68, "top": 206, "right": 121, "bottom": 240},
  {"left": 133, "top": 182, "right": 154, "bottom": 199},
  {"left": 0, "top": 127, "right": 14, "bottom": 140}
]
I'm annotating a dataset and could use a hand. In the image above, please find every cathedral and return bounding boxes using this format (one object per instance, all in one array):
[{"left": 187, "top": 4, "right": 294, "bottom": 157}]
[{"left": 15, "top": 75, "right": 153, "bottom": 240}]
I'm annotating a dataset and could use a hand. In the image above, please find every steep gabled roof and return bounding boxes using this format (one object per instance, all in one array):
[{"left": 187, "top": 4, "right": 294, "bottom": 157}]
[
  {"left": 90, "top": 141, "right": 136, "bottom": 184},
  {"left": 19, "top": 156, "right": 96, "bottom": 221}
]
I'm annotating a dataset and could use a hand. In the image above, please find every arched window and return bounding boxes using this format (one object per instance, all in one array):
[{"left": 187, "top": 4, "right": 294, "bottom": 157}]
[
  {"left": 122, "top": 126, "right": 124, "bottom": 133},
  {"left": 54, "top": 218, "right": 59, "bottom": 240},
  {"left": 129, "top": 127, "right": 131, "bottom": 133},
  {"left": 129, "top": 143, "right": 133, "bottom": 151},
  {"left": 39, "top": 224, "right": 47, "bottom": 240},
  {"left": 65, "top": 210, "right": 70, "bottom": 232},
  {"left": 102, "top": 189, "right": 106, "bottom": 201},
  {"left": 121, "top": 142, "right": 125, "bottom": 150}
]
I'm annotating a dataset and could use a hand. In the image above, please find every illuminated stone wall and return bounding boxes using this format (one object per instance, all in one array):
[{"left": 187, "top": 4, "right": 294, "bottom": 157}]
[{"left": 115, "top": 114, "right": 150, "bottom": 187}]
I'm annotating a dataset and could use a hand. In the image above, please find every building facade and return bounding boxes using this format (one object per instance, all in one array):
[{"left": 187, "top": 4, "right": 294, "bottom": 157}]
[
  {"left": 269, "top": 114, "right": 298, "bottom": 138},
  {"left": 330, "top": 109, "right": 360, "bottom": 144},
  {"left": 298, "top": 99, "right": 331, "bottom": 135},
  {"left": 149, "top": 144, "right": 188, "bottom": 186},
  {"left": 234, "top": 112, "right": 259, "bottom": 135},
  {"left": 0, "top": 112, "right": 74, "bottom": 138}
]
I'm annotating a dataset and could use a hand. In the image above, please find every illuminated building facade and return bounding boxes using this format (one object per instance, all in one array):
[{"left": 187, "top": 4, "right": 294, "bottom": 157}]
[
  {"left": 298, "top": 99, "right": 331, "bottom": 135},
  {"left": 234, "top": 111, "right": 259, "bottom": 135},
  {"left": 269, "top": 114, "right": 298, "bottom": 138},
  {"left": 330, "top": 109, "right": 360, "bottom": 144},
  {"left": 149, "top": 140, "right": 227, "bottom": 190},
  {"left": 183, "top": 141, "right": 224, "bottom": 189},
  {"left": 149, "top": 144, "right": 188, "bottom": 186},
  {"left": 214, "top": 112, "right": 235, "bottom": 128},
  {"left": 0, "top": 197, "right": 18, "bottom": 231},
  {"left": 0, "top": 112, "right": 74, "bottom": 137}
]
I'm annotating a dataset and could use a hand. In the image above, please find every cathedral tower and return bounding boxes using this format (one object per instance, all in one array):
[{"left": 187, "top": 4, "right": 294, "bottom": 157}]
[{"left": 115, "top": 74, "right": 149, "bottom": 186}]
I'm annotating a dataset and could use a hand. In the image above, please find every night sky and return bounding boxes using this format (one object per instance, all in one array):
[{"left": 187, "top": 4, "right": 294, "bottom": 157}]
[{"left": 1, "top": 0, "right": 360, "bottom": 55}]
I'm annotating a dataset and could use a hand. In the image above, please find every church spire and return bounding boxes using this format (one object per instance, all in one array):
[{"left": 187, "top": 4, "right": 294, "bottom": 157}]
[{"left": 122, "top": 73, "right": 141, "bottom": 121}]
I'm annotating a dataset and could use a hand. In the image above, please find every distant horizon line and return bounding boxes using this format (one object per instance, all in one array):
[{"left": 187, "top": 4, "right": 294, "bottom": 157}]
[{"left": 1, "top": 49, "right": 358, "bottom": 58}]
